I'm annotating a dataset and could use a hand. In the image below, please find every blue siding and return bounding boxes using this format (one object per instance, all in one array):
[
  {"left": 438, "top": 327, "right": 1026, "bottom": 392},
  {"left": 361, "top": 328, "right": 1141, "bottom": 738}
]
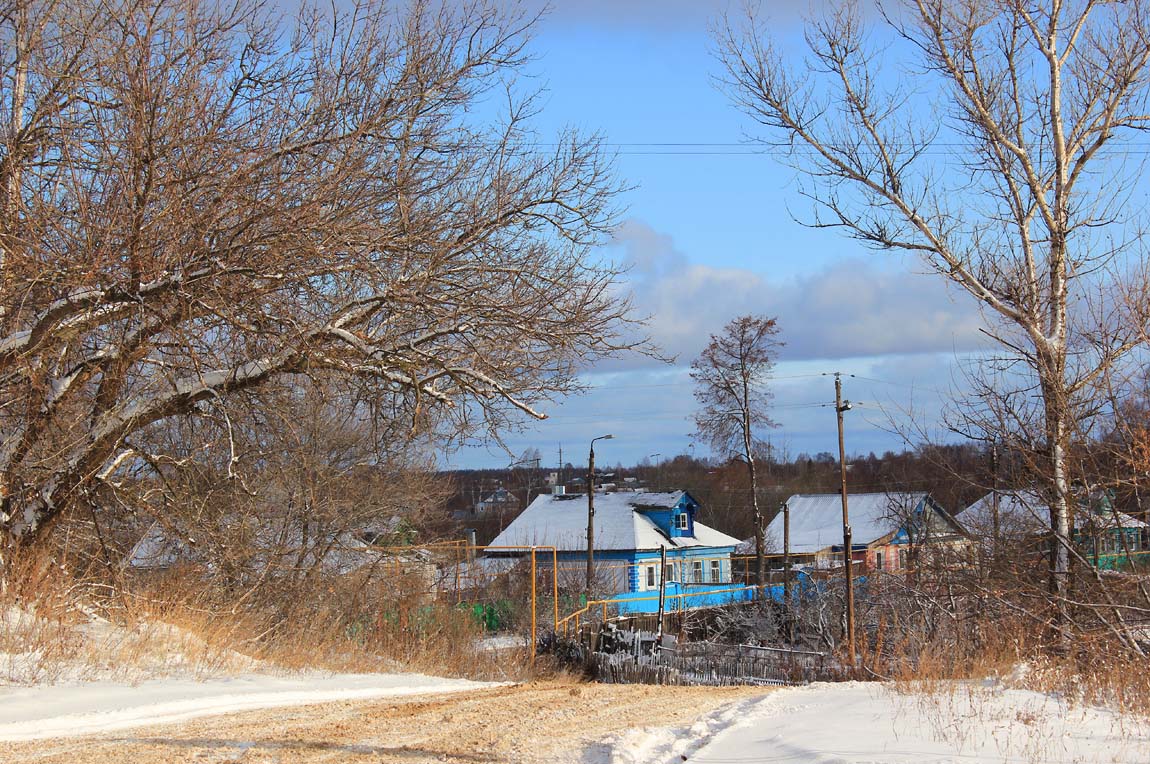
[
  {"left": 609, "top": 572, "right": 817, "bottom": 614},
  {"left": 611, "top": 583, "right": 757, "bottom": 613},
  {"left": 636, "top": 495, "right": 697, "bottom": 538}
]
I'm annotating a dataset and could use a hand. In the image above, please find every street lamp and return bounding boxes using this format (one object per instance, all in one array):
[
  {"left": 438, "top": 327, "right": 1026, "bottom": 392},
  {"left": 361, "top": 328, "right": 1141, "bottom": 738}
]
[{"left": 587, "top": 434, "right": 614, "bottom": 595}]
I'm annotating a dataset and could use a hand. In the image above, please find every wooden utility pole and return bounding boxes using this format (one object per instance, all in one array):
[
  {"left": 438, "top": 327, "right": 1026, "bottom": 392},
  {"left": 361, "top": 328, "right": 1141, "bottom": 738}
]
[
  {"left": 586, "top": 447, "right": 595, "bottom": 596},
  {"left": 990, "top": 441, "right": 1001, "bottom": 550},
  {"left": 587, "top": 434, "right": 614, "bottom": 597},
  {"left": 656, "top": 545, "right": 667, "bottom": 645},
  {"left": 835, "top": 373, "right": 855, "bottom": 662},
  {"left": 782, "top": 499, "right": 793, "bottom": 642}
]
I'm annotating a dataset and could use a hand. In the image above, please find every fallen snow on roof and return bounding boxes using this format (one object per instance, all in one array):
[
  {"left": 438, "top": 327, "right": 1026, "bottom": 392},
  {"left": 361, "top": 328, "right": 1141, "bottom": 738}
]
[
  {"left": 489, "top": 491, "right": 739, "bottom": 552},
  {"left": 962, "top": 490, "right": 1149, "bottom": 537},
  {"left": 768, "top": 493, "right": 935, "bottom": 554}
]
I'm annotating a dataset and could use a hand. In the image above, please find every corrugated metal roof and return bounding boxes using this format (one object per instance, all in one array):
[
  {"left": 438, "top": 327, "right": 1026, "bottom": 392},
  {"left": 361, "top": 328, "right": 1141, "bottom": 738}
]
[
  {"left": 961, "top": 490, "right": 1148, "bottom": 536},
  {"left": 488, "top": 491, "right": 740, "bottom": 552},
  {"left": 960, "top": 490, "right": 1048, "bottom": 537},
  {"left": 767, "top": 492, "right": 933, "bottom": 554}
]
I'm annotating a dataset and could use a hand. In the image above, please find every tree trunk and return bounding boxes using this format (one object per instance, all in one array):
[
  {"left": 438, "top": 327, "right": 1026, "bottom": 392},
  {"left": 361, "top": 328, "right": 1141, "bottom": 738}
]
[
  {"left": 744, "top": 412, "right": 764, "bottom": 588},
  {"left": 1042, "top": 374, "right": 1073, "bottom": 643}
]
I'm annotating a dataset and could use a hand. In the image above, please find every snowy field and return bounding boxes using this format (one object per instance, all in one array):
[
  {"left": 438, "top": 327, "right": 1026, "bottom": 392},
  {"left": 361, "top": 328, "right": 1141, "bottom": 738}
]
[
  {"left": 0, "top": 672, "right": 501, "bottom": 741},
  {"left": 605, "top": 681, "right": 1150, "bottom": 764}
]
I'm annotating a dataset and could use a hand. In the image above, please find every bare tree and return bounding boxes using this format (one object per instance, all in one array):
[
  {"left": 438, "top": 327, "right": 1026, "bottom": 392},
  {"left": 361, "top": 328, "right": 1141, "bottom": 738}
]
[
  {"left": 0, "top": 0, "right": 642, "bottom": 547},
  {"left": 691, "top": 315, "right": 781, "bottom": 586},
  {"left": 119, "top": 381, "right": 450, "bottom": 593},
  {"left": 717, "top": 0, "right": 1150, "bottom": 636}
]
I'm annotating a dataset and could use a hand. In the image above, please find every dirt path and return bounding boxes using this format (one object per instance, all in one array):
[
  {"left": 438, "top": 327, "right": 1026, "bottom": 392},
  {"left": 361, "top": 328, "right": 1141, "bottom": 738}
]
[{"left": 6, "top": 681, "right": 772, "bottom": 763}]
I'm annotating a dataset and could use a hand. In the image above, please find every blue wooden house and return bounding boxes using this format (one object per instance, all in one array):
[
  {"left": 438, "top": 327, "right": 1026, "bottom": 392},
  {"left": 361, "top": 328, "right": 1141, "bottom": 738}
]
[{"left": 487, "top": 490, "right": 749, "bottom": 613}]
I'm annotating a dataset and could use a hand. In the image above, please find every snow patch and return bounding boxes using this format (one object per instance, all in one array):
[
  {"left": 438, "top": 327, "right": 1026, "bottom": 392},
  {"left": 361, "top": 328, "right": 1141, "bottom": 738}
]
[
  {"left": 477, "top": 635, "right": 527, "bottom": 651},
  {"left": 0, "top": 672, "right": 505, "bottom": 741},
  {"left": 598, "top": 681, "right": 1150, "bottom": 764},
  {"left": 598, "top": 697, "right": 765, "bottom": 764}
]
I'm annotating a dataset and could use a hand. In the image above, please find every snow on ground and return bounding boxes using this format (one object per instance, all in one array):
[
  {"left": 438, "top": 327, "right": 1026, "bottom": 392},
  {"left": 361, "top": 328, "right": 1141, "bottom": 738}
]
[
  {"left": 2, "top": 605, "right": 262, "bottom": 685},
  {"left": 603, "top": 681, "right": 1150, "bottom": 764},
  {"left": 476, "top": 634, "right": 527, "bottom": 651},
  {"left": 0, "top": 671, "right": 502, "bottom": 741}
]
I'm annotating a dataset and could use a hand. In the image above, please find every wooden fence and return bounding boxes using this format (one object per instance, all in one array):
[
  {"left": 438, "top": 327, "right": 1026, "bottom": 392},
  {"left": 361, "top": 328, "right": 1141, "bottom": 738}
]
[{"left": 587, "top": 640, "right": 842, "bottom": 686}]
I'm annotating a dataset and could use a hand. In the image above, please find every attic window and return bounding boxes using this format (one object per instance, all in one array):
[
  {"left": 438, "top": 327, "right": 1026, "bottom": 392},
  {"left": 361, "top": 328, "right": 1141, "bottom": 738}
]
[{"left": 676, "top": 513, "right": 689, "bottom": 530}]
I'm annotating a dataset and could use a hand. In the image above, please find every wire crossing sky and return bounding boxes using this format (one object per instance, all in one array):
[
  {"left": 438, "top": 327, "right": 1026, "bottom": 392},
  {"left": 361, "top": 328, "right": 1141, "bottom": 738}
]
[{"left": 449, "top": 1, "right": 996, "bottom": 468}]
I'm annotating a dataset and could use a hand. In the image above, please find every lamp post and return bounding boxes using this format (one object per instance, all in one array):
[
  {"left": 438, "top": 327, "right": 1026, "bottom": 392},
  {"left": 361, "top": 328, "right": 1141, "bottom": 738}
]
[
  {"left": 587, "top": 434, "right": 614, "bottom": 596},
  {"left": 834, "top": 373, "right": 855, "bottom": 663},
  {"left": 648, "top": 453, "right": 661, "bottom": 490}
]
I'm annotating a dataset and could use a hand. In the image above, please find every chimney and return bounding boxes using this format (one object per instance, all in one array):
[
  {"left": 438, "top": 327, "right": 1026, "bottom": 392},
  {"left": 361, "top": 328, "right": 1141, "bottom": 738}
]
[{"left": 552, "top": 485, "right": 566, "bottom": 496}]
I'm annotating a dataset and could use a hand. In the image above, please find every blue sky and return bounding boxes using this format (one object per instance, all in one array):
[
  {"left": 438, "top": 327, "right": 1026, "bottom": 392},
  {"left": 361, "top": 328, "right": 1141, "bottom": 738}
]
[{"left": 449, "top": 1, "right": 987, "bottom": 469}]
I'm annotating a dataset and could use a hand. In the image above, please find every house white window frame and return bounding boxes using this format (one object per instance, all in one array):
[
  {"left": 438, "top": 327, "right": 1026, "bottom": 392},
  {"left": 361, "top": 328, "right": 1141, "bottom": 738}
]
[
  {"left": 709, "top": 559, "right": 721, "bottom": 583},
  {"left": 691, "top": 559, "right": 703, "bottom": 583},
  {"left": 644, "top": 564, "right": 657, "bottom": 590},
  {"left": 676, "top": 513, "right": 689, "bottom": 531},
  {"left": 664, "top": 562, "right": 675, "bottom": 583}
]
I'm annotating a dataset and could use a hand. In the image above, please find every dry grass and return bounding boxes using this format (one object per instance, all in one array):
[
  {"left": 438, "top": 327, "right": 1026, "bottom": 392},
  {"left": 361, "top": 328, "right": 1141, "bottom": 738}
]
[
  {"left": 881, "top": 615, "right": 1150, "bottom": 718},
  {"left": 874, "top": 612, "right": 1150, "bottom": 764},
  {"left": 1, "top": 547, "right": 534, "bottom": 686}
]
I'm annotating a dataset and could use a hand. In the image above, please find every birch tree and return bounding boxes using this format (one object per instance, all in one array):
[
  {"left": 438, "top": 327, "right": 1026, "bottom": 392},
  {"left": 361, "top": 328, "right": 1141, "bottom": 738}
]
[
  {"left": 717, "top": 0, "right": 1150, "bottom": 629},
  {"left": 691, "top": 314, "right": 781, "bottom": 586},
  {"left": 0, "top": 0, "right": 638, "bottom": 546}
]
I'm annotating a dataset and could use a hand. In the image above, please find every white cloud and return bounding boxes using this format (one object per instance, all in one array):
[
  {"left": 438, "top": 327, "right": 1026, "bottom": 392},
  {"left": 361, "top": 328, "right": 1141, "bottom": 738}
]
[{"left": 613, "top": 219, "right": 987, "bottom": 367}]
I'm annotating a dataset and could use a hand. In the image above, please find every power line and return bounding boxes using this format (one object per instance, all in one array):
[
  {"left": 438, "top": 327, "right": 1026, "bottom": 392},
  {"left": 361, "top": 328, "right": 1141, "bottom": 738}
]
[{"left": 581, "top": 373, "right": 830, "bottom": 392}]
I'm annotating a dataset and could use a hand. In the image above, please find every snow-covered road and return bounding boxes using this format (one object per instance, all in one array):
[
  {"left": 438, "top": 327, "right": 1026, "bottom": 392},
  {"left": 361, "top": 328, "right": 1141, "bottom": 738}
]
[
  {"left": 610, "top": 681, "right": 1150, "bottom": 764},
  {"left": 0, "top": 672, "right": 501, "bottom": 741}
]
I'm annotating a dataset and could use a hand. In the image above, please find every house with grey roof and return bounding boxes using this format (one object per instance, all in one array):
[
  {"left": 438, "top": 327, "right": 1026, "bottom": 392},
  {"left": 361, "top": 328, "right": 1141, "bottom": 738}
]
[
  {"left": 487, "top": 489, "right": 748, "bottom": 613},
  {"left": 766, "top": 492, "right": 969, "bottom": 573},
  {"left": 962, "top": 489, "right": 1148, "bottom": 570}
]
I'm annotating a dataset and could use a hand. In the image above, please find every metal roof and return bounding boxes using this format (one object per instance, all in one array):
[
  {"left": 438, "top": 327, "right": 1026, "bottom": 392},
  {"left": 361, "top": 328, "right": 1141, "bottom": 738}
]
[
  {"left": 488, "top": 490, "right": 740, "bottom": 552},
  {"left": 766, "top": 492, "right": 939, "bottom": 554},
  {"left": 961, "top": 490, "right": 1148, "bottom": 537}
]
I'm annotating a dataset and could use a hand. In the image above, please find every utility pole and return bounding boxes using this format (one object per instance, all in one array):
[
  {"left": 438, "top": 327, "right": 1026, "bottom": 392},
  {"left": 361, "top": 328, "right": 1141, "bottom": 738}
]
[
  {"left": 587, "top": 434, "right": 614, "bottom": 597},
  {"left": 655, "top": 545, "right": 667, "bottom": 646},
  {"left": 835, "top": 373, "right": 855, "bottom": 663},
  {"left": 782, "top": 499, "right": 793, "bottom": 643},
  {"left": 990, "top": 441, "right": 1000, "bottom": 552}
]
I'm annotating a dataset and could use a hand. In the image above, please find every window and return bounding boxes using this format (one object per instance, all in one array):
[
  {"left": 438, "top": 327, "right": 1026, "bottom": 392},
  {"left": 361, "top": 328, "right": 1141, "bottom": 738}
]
[
  {"left": 645, "top": 565, "right": 657, "bottom": 589},
  {"left": 874, "top": 551, "right": 884, "bottom": 571},
  {"left": 898, "top": 549, "right": 908, "bottom": 570},
  {"left": 709, "top": 559, "right": 722, "bottom": 583},
  {"left": 677, "top": 513, "right": 689, "bottom": 531},
  {"left": 665, "top": 563, "right": 675, "bottom": 583},
  {"left": 691, "top": 560, "right": 703, "bottom": 583}
]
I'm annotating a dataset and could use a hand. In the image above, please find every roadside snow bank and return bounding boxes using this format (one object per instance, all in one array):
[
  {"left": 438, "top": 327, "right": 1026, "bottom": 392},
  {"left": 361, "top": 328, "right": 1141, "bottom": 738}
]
[
  {"left": 0, "top": 672, "right": 503, "bottom": 741},
  {"left": 605, "top": 681, "right": 1150, "bottom": 764},
  {"left": 602, "top": 697, "right": 766, "bottom": 764}
]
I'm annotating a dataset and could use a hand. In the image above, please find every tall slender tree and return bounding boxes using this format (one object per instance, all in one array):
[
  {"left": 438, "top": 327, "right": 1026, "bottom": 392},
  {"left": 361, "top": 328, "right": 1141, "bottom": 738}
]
[
  {"left": 691, "top": 315, "right": 782, "bottom": 586},
  {"left": 717, "top": 0, "right": 1150, "bottom": 647}
]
